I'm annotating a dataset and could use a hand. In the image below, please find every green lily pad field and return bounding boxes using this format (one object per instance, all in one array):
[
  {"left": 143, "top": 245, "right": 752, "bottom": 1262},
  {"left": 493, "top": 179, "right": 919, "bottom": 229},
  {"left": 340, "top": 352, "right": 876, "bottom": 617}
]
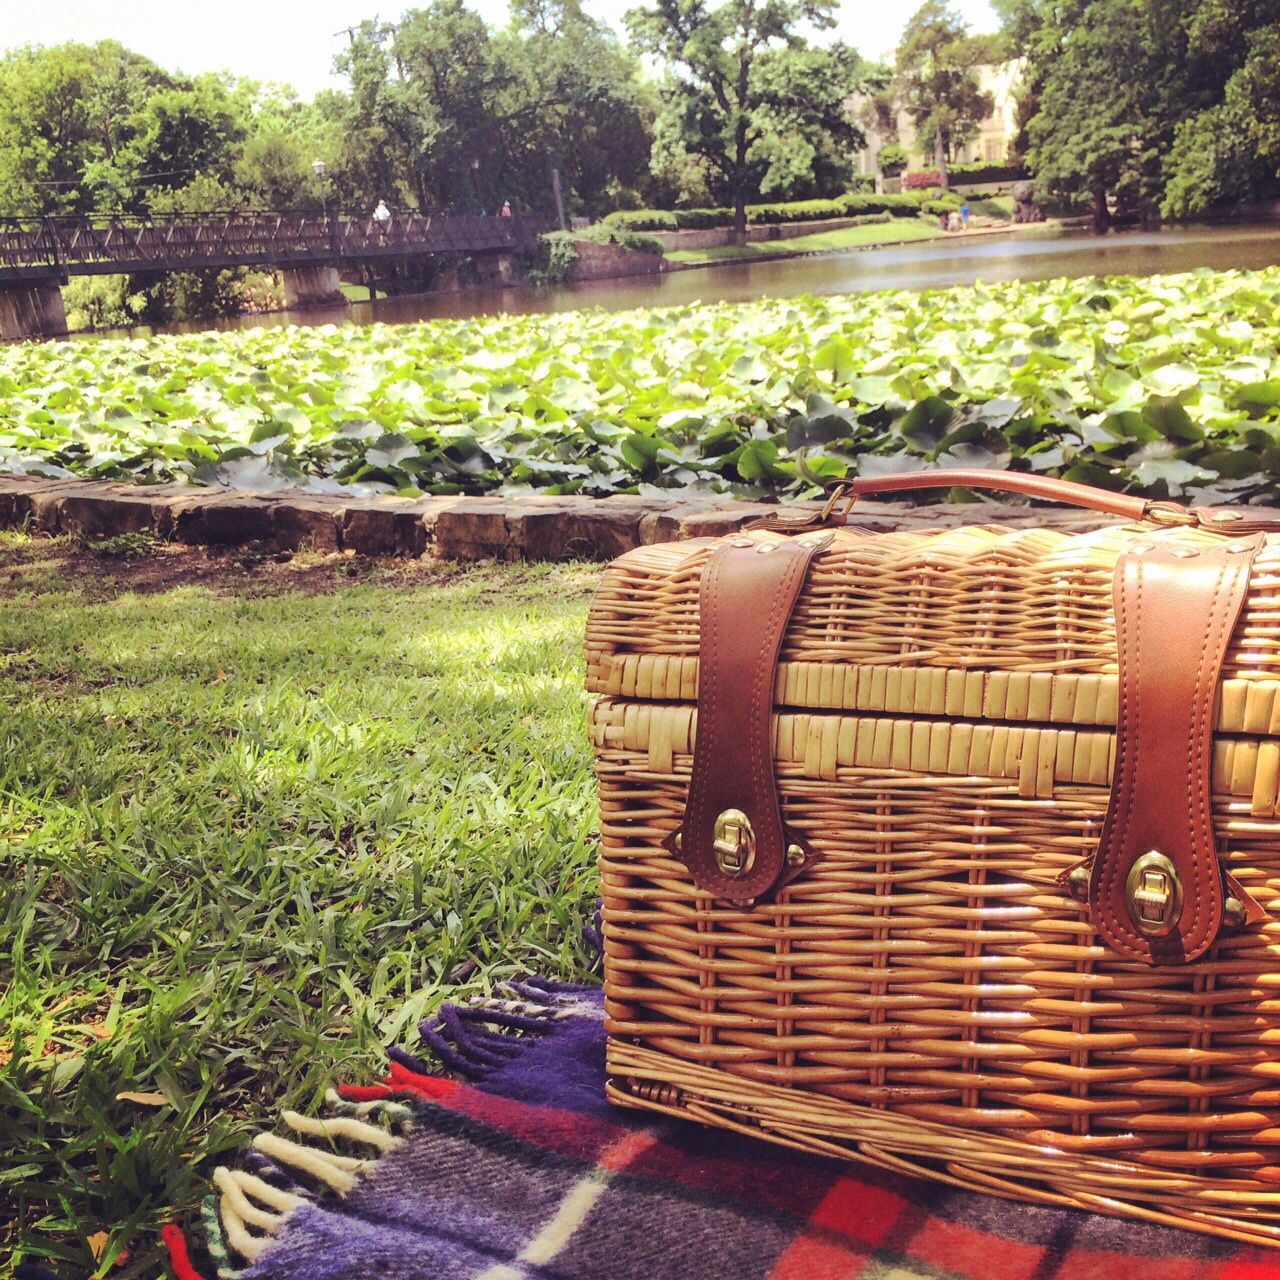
[{"left": 3, "top": 267, "right": 1280, "bottom": 502}]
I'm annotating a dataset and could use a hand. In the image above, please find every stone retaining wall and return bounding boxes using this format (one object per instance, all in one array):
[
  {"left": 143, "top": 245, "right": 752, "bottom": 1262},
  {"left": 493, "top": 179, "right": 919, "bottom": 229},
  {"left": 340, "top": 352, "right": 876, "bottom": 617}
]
[
  {"left": 645, "top": 216, "right": 883, "bottom": 253},
  {"left": 0, "top": 475, "right": 1122, "bottom": 564}
]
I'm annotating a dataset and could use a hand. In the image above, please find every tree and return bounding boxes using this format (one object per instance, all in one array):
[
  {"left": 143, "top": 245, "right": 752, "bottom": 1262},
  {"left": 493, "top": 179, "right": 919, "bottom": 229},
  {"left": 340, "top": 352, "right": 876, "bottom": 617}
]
[
  {"left": 497, "top": 0, "right": 653, "bottom": 219},
  {"left": 1003, "top": 0, "right": 1280, "bottom": 227},
  {"left": 894, "top": 2, "right": 994, "bottom": 189},
  {"left": 625, "top": 0, "right": 873, "bottom": 242},
  {"left": 0, "top": 42, "right": 173, "bottom": 215}
]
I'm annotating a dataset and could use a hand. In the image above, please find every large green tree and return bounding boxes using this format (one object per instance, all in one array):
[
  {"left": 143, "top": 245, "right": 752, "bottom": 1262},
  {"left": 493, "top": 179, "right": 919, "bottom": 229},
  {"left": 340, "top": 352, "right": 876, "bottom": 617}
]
[
  {"left": 0, "top": 41, "right": 173, "bottom": 214},
  {"left": 334, "top": 1, "right": 652, "bottom": 218},
  {"left": 1003, "top": 0, "right": 1280, "bottom": 225},
  {"left": 625, "top": 0, "right": 874, "bottom": 241},
  {"left": 894, "top": 2, "right": 995, "bottom": 188}
]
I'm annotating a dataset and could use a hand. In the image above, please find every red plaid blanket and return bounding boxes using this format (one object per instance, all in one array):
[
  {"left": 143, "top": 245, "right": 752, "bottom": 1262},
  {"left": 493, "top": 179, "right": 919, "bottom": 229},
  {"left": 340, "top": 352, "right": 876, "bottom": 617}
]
[{"left": 170, "top": 979, "right": 1279, "bottom": 1280}]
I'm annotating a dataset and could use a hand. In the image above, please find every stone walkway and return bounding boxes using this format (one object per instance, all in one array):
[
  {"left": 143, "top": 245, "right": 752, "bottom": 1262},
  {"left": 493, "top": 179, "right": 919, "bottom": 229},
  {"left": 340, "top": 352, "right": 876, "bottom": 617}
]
[{"left": 0, "top": 476, "right": 1123, "bottom": 562}]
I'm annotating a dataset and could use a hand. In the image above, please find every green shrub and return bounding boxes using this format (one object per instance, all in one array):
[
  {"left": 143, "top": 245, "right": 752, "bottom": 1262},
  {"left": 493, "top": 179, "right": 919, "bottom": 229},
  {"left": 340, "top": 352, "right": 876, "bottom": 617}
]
[
  {"left": 949, "top": 161, "right": 1029, "bottom": 184},
  {"left": 846, "top": 175, "right": 876, "bottom": 193},
  {"left": 601, "top": 209, "right": 679, "bottom": 232},
  {"left": 63, "top": 275, "right": 147, "bottom": 331},
  {"left": 746, "top": 198, "right": 848, "bottom": 223},
  {"left": 575, "top": 224, "right": 664, "bottom": 254},
  {"left": 840, "top": 193, "right": 924, "bottom": 218},
  {"left": 877, "top": 144, "right": 909, "bottom": 177},
  {"left": 674, "top": 207, "right": 736, "bottom": 229}
]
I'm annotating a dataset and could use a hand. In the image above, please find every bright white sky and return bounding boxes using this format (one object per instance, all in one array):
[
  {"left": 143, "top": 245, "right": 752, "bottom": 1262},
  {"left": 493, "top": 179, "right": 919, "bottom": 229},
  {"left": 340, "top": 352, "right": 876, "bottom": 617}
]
[{"left": 0, "top": 0, "right": 998, "bottom": 98}]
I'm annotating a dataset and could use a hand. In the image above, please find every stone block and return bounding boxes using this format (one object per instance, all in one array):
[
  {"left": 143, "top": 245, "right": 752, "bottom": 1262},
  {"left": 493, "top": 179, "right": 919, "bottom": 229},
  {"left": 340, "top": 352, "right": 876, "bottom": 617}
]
[
  {"left": 519, "top": 505, "right": 644, "bottom": 562},
  {"left": 172, "top": 495, "right": 275, "bottom": 545},
  {"left": 342, "top": 505, "right": 402, "bottom": 557},
  {"left": 26, "top": 482, "right": 92, "bottom": 533},
  {"left": 57, "top": 487, "right": 163, "bottom": 539},
  {"left": 272, "top": 499, "right": 343, "bottom": 552},
  {"left": 431, "top": 500, "right": 518, "bottom": 562}
]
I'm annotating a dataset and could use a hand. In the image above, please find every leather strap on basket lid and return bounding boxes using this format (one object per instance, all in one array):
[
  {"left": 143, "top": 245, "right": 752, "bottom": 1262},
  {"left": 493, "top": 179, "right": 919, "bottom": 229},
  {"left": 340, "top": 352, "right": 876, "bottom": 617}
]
[
  {"left": 1087, "top": 535, "right": 1268, "bottom": 964},
  {"left": 668, "top": 532, "right": 832, "bottom": 900},
  {"left": 748, "top": 469, "right": 1280, "bottom": 535}
]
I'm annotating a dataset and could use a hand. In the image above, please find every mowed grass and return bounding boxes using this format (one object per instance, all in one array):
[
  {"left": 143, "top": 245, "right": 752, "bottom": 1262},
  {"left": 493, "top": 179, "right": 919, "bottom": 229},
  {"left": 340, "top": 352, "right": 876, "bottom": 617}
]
[
  {"left": 664, "top": 218, "right": 945, "bottom": 264},
  {"left": 0, "top": 533, "right": 600, "bottom": 1278}
]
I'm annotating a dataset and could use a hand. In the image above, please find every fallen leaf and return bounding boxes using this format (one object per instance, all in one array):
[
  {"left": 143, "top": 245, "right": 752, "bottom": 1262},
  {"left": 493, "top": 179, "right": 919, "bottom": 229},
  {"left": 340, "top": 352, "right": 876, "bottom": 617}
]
[
  {"left": 87, "top": 1231, "right": 109, "bottom": 1261},
  {"left": 116, "top": 1090, "right": 171, "bottom": 1107},
  {"left": 214, "top": 668, "right": 226, "bottom": 684}
]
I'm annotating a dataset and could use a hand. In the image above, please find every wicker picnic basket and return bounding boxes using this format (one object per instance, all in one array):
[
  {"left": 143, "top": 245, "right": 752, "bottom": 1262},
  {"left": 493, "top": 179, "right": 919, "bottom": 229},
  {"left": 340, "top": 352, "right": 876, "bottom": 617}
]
[{"left": 587, "top": 469, "right": 1280, "bottom": 1247}]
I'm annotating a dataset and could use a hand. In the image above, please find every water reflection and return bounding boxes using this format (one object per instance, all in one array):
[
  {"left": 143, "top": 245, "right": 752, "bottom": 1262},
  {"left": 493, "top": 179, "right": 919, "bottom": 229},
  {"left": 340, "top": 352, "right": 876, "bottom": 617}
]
[{"left": 88, "top": 222, "right": 1280, "bottom": 341}]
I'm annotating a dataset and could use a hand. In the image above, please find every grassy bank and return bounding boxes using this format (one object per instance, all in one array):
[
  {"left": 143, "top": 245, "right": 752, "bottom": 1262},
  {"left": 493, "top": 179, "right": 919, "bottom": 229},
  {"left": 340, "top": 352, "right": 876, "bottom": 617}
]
[
  {"left": 0, "top": 536, "right": 597, "bottom": 1277},
  {"left": 663, "top": 218, "right": 946, "bottom": 264}
]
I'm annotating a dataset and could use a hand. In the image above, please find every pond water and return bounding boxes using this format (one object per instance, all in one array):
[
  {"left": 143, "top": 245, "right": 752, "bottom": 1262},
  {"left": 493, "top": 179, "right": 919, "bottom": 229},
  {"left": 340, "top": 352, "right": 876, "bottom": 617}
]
[{"left": 92, "top": 221, "right": 1280, "bottom": 340}]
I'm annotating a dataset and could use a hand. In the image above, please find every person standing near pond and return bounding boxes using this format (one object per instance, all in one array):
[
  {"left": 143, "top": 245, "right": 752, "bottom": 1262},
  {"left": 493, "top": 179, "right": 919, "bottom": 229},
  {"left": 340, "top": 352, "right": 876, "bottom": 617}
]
[
  {"left": 960, "top": 201, "right": 971, "bottom": 229},
  {"left": 501, "top": 201, "right": 512, "bottom": 218},
  {"left": 373, "top": 200, "right": 391, "bottom": 238}
]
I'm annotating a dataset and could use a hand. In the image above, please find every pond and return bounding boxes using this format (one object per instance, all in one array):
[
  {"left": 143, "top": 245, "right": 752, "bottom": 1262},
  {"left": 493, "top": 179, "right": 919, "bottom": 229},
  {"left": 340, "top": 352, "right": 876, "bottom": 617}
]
[{"left": 91, "top": 220, "right": 1280, "bottom": 339}]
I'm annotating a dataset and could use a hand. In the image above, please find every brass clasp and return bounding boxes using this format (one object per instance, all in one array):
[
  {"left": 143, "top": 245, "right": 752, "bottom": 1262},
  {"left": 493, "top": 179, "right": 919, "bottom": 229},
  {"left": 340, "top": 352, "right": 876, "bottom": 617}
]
[
  {"left": 713, "top": 808, "right": 756, "bottom": 877},
  {"left": 1126, "top": 850, "right": 1184, "bottom": 937}
]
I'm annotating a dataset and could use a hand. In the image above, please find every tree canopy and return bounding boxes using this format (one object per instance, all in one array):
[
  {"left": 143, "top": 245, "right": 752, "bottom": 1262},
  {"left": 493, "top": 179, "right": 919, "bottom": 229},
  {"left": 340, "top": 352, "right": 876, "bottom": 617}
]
[
  {"left": 625, "top": 0, "right": 878, "bottom": 239},
  {"left": 1002, "top": 0, "right": 1280, "bottom": 223},
  {"left": 894, "top": 2, "right": 995, "bottom": 188}
]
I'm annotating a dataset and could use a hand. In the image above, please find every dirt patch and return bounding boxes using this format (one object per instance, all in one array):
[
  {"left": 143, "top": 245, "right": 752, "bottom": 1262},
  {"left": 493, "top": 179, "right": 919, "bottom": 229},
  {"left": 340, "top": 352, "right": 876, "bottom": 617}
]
[{"left": 0, "top": 534, "right": 598, "bottom": 604}]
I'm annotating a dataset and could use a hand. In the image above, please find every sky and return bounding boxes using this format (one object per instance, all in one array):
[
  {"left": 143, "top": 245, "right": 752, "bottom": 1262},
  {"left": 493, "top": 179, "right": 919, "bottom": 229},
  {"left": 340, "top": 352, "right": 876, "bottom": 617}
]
[{"left": 0, "top": 0, "right": 999, "bottom": 98}]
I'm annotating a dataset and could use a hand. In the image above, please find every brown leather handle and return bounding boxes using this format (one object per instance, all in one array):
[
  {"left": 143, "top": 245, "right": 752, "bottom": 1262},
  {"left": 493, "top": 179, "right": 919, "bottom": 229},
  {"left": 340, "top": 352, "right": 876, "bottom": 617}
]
[{"left": 847, "top": 470, "right": 1154, "bottom": 520}]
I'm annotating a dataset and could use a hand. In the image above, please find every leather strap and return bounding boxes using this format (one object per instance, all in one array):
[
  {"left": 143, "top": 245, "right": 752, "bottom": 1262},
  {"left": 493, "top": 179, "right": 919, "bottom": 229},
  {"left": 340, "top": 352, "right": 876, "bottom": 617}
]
[
  {"left": 747, "top": 472, "right": 1280, "bottom": 535},
  {"left": 673, "top": 533, "right": 831, "bottom": 899},
  {"left": 1090, "top": 535, "right": 1264, "bottom": 963}
]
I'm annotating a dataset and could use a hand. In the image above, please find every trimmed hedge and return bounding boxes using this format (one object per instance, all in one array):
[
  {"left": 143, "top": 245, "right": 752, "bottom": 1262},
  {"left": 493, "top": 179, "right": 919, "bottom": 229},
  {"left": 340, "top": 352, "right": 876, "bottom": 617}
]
[
  {"left": 601, "top": 210, "right": 679, "bottom": 232},
  {"left": 950, "top": 162, "right": 1029, "bottom": 184},
  {"left": 604, "top": 192, "right": 924, "bottom": 233}
]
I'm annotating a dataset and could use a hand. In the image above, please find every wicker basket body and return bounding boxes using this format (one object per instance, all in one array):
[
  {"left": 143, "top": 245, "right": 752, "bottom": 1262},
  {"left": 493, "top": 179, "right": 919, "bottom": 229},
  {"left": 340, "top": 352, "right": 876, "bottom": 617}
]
[{"left": 588, "top": 521, "right": 1280, "bottom": 1246}]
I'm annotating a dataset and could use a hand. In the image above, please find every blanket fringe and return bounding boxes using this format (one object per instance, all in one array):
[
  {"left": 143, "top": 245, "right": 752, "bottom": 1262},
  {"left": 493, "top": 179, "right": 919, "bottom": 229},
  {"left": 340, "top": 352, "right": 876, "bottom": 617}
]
[{"left": 209, "top": 978, "right": 598, "bottom": 1268}]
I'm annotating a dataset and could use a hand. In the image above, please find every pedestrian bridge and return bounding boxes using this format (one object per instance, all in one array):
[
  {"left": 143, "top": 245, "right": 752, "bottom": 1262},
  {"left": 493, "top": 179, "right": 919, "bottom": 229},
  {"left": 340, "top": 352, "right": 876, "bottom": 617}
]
[{"left": 0, "top": 211, "right": 547, "bottom": 339}]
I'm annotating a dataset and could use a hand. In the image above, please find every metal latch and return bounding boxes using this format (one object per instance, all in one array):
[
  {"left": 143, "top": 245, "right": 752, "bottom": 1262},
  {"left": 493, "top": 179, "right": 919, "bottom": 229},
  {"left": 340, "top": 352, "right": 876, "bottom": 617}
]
[
  {"left": 713, "top": 809, "right": 756, "bottom": 877},
  {"left": 1126, "top": 850, "right": 1184, "bottom": 937}
]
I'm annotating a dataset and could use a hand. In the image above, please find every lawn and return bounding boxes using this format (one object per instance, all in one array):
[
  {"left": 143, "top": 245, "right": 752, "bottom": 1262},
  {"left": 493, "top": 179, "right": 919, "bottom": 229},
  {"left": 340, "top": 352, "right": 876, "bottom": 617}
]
[
  {"left": 0, "top": 533, "right": 599, "bottom": 1278},
  {"left": 663, "top": 218, "right": 945, "bottom": 265}
]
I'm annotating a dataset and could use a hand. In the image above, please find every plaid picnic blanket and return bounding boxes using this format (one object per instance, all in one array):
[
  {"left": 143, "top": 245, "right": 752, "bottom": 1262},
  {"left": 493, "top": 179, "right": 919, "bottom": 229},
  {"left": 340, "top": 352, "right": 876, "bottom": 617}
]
[{"left": 175, "top": 977, "right": 1280, "bottom": 1280}]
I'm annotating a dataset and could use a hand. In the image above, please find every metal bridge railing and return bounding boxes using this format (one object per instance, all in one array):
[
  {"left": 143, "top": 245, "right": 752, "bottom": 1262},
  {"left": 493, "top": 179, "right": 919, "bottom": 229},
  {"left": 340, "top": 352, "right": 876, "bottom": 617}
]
[{"left": 0, "top": 212, "right": 547, "bottom": 280}]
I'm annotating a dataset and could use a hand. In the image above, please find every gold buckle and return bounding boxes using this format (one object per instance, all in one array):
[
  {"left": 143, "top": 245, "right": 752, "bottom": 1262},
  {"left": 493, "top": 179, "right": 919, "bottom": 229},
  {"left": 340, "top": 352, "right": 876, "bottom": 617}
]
[
  {"left": 819, "top": 482, "right": 857, "bottom": 525},
  {"left": 713, "top": 809, "right": 756, "bottom": 877},
  {"left": 1126, "top": 850, "right": 1184, "bottom": 936},
  {"left": 1142, "top": 501, "right": 1199, "bottom": 529}
]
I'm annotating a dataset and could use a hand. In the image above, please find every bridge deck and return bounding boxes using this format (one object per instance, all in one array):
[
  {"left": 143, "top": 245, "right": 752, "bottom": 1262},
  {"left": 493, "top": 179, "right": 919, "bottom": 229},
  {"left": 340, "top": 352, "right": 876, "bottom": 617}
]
[{"left": 0, "top": 213, "right": 547, "bottom": 283}]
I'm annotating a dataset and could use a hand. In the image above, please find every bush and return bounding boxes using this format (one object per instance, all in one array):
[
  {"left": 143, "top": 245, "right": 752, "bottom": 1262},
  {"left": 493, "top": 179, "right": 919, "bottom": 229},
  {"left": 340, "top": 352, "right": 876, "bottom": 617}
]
[
  {"left": 903, "top": 171, "right": 942, "bottom": 190},
  {"left": 674, "top": 207, "right": 735, "bottom": 229},
  {"left": 878, "top": 144, "right": 909, "bottom": 177},
  {"left": 576, "top": 224, "right": 664, "bottom": 255},
  {"left": 846, "top": 175, "right": 876, "bottom": 193},
  {"left": 601, "top": 209, "right": 679, "bottom": 232},
  {"left": 745, "top": 198, "right": 847, "bottom": 224},
  {"left": 949, "top": 161, "right": 1029, "bottom": 185},
  {"left": 841, "top": 193, "right": 924, "bottom": 218}
]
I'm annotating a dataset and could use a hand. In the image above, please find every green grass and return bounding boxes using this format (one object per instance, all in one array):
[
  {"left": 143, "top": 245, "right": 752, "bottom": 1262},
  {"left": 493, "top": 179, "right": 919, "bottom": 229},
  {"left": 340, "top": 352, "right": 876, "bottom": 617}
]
[
  {"left": 0, "top": 534, "right": 599, "bottom": 1278},
  {"left": 664, "top": 218, "right": 945, "bottom": 264}
]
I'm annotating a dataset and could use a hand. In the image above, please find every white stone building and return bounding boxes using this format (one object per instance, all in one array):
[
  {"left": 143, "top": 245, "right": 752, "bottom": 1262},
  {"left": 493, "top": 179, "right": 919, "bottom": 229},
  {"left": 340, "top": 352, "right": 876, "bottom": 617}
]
[{"left": 851, "top": 60, "right": 1025, "bottom": 176}]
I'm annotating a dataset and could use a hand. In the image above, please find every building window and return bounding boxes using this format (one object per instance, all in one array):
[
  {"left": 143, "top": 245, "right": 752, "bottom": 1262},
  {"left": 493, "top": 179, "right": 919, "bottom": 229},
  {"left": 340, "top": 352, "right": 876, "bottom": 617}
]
[{"left": 985, "top": 139, "right": 1002, "bottom": 162}]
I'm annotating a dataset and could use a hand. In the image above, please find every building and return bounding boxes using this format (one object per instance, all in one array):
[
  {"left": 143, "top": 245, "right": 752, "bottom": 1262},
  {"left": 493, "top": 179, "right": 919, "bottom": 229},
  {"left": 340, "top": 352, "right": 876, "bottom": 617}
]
[{"left": 850, "top": 60, "right": 1024, "bottom": 177}]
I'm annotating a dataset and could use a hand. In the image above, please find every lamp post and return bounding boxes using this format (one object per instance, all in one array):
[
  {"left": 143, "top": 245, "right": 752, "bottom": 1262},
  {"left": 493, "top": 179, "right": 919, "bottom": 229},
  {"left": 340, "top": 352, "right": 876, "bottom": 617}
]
[
  {"left": 312, "top": 157, "right": 327, "bottom": 215},
  {"left": 312, "top": 158, "right": 336, "bottom": 255},
  {"left": 472, "top": 156, "right": 481, "bottom": 215}
]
